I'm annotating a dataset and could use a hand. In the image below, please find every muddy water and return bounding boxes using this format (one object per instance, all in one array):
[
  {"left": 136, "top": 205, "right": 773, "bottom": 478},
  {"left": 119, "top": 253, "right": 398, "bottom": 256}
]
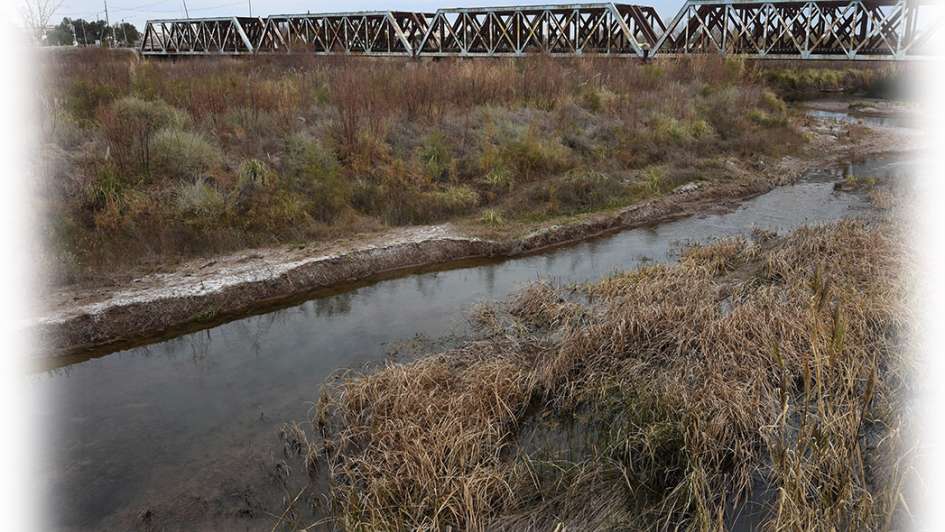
[{"left": 32, "top": 155, "right": 907, "bottom": 530}]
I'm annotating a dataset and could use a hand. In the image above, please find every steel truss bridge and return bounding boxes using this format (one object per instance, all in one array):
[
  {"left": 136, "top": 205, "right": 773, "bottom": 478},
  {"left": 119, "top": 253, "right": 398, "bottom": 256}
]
[{"left": 140, "top": 0, "right": 940, "bottom": 60}]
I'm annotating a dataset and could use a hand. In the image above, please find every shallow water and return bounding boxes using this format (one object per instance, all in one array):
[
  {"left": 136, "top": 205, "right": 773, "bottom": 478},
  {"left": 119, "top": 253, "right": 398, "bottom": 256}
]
[
  {"left": 805, "top": 108, "right": 911, "bottom": 129},
  {"left": 32, "top": 155, "right": 907, "bottom": 529}
]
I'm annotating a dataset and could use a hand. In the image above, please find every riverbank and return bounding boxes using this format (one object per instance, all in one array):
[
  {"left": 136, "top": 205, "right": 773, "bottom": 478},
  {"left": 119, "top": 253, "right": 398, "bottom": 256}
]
[
  {"left": 312, "top": 213, "right": 913, "bottom": 530},
  {"left": 36, "top": 147, "right": 907, "bottom": 531},
  {"left": 33, "top": 107, "right": 915, "bottom": 360}
]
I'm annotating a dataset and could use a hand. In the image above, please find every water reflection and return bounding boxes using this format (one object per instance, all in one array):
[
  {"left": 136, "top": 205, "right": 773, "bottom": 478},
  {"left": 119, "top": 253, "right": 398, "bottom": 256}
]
[
  {"left": 34, "top": 155, "right": 906, "bottom": 529},
  {"left": 805, "top": 108, "right": 911, "bottom": 129}
]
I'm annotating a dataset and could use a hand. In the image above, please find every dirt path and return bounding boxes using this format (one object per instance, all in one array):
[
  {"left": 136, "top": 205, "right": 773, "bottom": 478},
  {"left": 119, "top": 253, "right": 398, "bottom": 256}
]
[{"left": 31, "top": 109, "right": 918, "bottom": 360}]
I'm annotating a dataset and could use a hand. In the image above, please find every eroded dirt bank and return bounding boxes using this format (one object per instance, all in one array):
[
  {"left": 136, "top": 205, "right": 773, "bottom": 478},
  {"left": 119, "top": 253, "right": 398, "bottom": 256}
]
[{"left": 33, "top": 111, "right": 914, "bottom": 359}]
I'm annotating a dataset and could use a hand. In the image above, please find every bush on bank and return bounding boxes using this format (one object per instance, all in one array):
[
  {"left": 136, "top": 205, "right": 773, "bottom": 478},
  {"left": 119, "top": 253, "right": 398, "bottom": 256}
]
[{"left": 40, "top": 52, "right": 818, "bottom": 282}]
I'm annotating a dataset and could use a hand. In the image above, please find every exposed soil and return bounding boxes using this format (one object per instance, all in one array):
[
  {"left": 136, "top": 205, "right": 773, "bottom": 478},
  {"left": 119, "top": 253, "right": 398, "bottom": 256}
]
[{"left": 32, "top": 108, "right": 917, "bottom": 360}]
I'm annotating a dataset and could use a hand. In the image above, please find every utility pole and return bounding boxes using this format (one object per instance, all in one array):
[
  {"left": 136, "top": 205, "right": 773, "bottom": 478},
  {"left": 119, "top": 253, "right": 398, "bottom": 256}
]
[
  {"left": 103, "top": 0, "right": 111, "bottom": 47},
  {"left": 182, "top": 0, "right": 190, "bottom": 19},
  {"left": 248, "top": 0, "right": 252, "bottom": 17},
  {"left": 121, "top": 19, "right": 129, "bottom": 46},
  {"left": 71, "top": 20, "right": 79, "bottom": 46}
]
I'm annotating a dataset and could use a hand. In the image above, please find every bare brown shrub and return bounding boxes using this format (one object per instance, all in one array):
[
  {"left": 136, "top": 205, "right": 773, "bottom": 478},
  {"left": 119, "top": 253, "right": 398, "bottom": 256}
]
[{"left": 40, "top": 50, "right": 810, "bottom": 280}]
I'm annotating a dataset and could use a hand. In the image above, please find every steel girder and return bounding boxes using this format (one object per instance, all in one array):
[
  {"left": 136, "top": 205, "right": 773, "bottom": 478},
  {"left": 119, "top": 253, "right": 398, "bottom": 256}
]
[
  {"left": 140, "top": 17, "right": 265, "bottom": 55},
  {"left": 651, "top": 0, "right": 941, "bottom": 60},
  {"left": 416, "top": 3, "right": 665, "bottom": 57},
  {"left": 255, "top": 11, "right": 433, "bottom": 55},
  {"left": 139, "top": 1, "right": 939, "bottom": 60}
]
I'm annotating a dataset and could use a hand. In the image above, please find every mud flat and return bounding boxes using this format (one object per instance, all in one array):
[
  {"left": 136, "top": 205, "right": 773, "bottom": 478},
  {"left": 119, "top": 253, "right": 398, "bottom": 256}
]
[{"left": 32, "top": 108, "right": 915, "bottom": 360}]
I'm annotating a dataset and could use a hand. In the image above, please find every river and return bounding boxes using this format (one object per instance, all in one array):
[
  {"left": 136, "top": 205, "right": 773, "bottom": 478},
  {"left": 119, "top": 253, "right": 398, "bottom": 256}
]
[{"left": 32, "top": 150, "right": 909, "bottom": 529}]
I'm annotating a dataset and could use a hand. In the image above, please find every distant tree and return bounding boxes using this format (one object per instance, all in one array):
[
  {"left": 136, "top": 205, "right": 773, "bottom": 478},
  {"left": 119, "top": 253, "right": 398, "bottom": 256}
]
[
  {"left": 62, "top": 18, "right": 140, "bottom": 47},
  {"left": 45, "top": 17, "right": 75, "bottom": 46},
  {"left": 115, "top": 22, "right": 141, "bottom": 45},
  {"left": 68, "top": 18, "right": 107, "bottom": 46},
  {"left": 20, "top": 0, "right": 65, "bottom": 40}
]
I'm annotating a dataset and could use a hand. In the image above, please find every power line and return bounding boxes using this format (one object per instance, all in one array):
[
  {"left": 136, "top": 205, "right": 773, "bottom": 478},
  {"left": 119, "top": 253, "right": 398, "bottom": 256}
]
[{"left": 56, "top": 0, "right": 252, "bottom": 24}]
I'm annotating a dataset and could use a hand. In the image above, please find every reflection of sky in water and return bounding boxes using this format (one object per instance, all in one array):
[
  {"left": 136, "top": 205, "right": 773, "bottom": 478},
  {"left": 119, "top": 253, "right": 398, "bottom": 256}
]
[
  {"left": 33, "top": 156, "right": 907, "bottom": 529},
  {"left": 805, "top": 108, "right": 912, "bottom": 129}
]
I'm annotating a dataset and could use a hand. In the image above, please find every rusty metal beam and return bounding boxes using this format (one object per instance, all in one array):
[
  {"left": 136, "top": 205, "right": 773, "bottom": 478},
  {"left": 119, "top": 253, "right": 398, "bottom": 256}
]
[
  {"left": 141, "top": 16, "right": 265, "bottom": 55},
  {"left": 139, "top": 1, "right": 940, "bottom": 60},
  {"left": 652, "top": 0, "right": 941, "bottom": 60},
  {"left": 416, "top": 3, "right": 663, "bottom": 57},
  {"left": 255, "top": 11, "right": 434, "bottom": 55}
]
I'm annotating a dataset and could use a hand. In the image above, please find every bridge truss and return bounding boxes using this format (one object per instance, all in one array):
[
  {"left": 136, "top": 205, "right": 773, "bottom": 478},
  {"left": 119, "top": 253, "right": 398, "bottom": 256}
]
[
  {"left": 415, "top": 4, "right": 665, "bottom": 56},
  {"left": 652, "top": 0, "right": 940, "bottom": 59},
  {"left": 140, "top": 17, "right": 266, "bottom": 55},
  {"left": 139, "top": 0, "right": 940, "bottom": 60},
  {"left": 255, "top": 11, "right": 433, "bottom": 55}
]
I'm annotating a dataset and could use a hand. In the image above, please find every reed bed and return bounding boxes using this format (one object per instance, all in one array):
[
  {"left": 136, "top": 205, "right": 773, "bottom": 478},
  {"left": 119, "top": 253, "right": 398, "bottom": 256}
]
[{"left": 309, "top": 219, "right": 914, "bottom": 530}]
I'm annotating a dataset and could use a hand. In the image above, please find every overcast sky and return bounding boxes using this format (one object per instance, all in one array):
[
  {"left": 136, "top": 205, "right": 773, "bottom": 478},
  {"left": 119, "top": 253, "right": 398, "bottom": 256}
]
[{"left": 49, "top": 0, "right": 683, "bottom": 28}]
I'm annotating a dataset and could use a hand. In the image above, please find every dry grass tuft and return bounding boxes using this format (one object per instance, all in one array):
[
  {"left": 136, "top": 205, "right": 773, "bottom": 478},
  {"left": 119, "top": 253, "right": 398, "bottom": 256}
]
[{"left": 310, "top": 219, "right": 914, "bottom": 530}]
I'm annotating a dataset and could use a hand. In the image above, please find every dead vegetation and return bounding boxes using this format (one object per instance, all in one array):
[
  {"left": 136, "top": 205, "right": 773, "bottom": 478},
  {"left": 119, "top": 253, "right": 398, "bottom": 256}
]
[
  {"left": 302, "top": 219, "right": 914, "bottom": 530},
  {"left": 40, "top": 52, "right": 809, "bottom": 284}
]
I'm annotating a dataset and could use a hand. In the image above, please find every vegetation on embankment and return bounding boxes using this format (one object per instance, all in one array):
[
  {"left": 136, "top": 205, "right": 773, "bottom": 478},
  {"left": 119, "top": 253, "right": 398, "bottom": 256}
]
[
  {"left": 40, "top": 50, "right": 814, "bottom": 284},
  {"left": 759, "top": 62, "right": 907, "bottom": 100},
  {"left": 304, "top": 218, "right": 913, "bottom": 530}
]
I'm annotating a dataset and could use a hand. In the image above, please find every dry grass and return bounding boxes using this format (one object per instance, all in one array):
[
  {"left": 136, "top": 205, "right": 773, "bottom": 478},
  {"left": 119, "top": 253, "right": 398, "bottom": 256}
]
[
  {"left": 308, "top": 219, "right": 914, "bottom": 530},
  {"left": 39, "top": 52, "right": 809, "bottom": 283}
]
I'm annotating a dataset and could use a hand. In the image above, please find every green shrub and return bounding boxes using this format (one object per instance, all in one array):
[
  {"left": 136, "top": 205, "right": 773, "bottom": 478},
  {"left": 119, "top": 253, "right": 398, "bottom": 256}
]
[
  {"left": 238, "top": 158, "right": 275, "bottom": 190},
  {"left": 175, "top": 177, "right": 225, "bottom": 219},
  {"left": 66, "top": 79, "right": 120, "bottom": 121},
  {"left": 385, "top": 185, "right": 480, "bottom": 225},
  {"left": 110, "top": 96, "right": 190, "bottom": 135},
  {"left": 552, "top": 171, "right": 624, "bottom": 213},
  {"left": 351, "top": 179, "right": 384, "bottom": 215},
  {"left": 283, "top": 134, "right": 341, "bottom": 185},
  {"left": 426, "top": 185, "right": 479, "bottom": 216},
  {"left": 761, "top": 68, "right": 882, "bottom": 94},
  {"left": 47, "top": 108, "right": 86, "bottom": 149},
  {"left": 700, "top": 87, "right": 743, "bottom": 139},
  {"left": 652, "top": 116, "right": 713, "bottom": 145},
  {"left": 282, "top": 134, "right": 349, "bottom": 222},
  {"left": 480, "top": 209, "right": 505, "bottom": 226},
  {"left": 416, "top": 132, "right": 453, "bottom": 182},
  {"left": 643, "top": 166, "right": 667, "bottom": 195},
  {"left": 309, "top": 172, "right": 352, "bottom": 223},
  {"left": 761, "top": 90, "right": 788, "bottom": 115},
  {"left": 150, "top": 128, "right": 223, "bottom": 180},
  {"left": 103, "top": 96, "right": 190, "bottom": 176},
  {"left": 255, "top": 190, "right": 313, "bottom": 230},
  {"left": 483, "top": 167, "right": 515, "bottom": 193},
  {"left": 688, "top": 118, "right": 714, "bottom": 139},
  {"left": 496, "top": 131, "right": 571, "bottom": 182},
  {"left": 749, "top": 109, "right": 788, "bottom": 128},
  {"left": 579, "top": 86, "right": 617, "bottom": 113},
  {"left": 84, "top": 162, "right": 125, "bottom": 211}
]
